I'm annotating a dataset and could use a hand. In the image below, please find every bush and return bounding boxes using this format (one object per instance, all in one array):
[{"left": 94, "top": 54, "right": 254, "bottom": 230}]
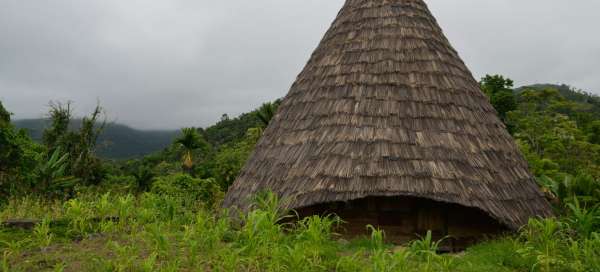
[
  {"left": 214, "top": 127, "right": 261, "bottom": 190},
  {"left": 103, "top": 175, "right": 137, "bottom": 194},
  {"left": 0, "top": 121, "right": 42, "bottom": 200},
  {"left": 150, "top": 174, "right": 221, "bottom": 208}
]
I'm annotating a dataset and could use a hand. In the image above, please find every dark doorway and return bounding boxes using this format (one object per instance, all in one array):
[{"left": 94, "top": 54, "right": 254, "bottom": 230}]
[{"left": 295, "top": 196, "right": 508, "bottom": 251}]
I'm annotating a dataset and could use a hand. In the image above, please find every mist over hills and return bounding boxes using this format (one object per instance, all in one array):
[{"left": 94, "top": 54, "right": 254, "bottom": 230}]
[
  {"left": 12, "top": 84, "right": 597, "bottom": 160},
  {"left": 13, "top": 119, "right": 179, "bottom": 160},
  {"left": 12, "top": 103, "right": 264, "bottom": 160}
]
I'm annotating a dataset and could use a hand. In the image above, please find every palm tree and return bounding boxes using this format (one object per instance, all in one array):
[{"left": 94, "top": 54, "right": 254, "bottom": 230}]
[
  {"left": 255, "top": 102, "right": 279, "bottom": 128},
  {"left": 174, "top": 128, "right": 208, "bottom": 173},
  {"left": 133, "top": 165, "right": 155, "bottom": 192}
]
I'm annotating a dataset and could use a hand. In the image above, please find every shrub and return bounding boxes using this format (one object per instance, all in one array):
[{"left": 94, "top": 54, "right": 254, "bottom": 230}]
[
  {"left": 0, "top": 120, "right": 41, "bottom": 200},
  {"left": 150, "top": 174, "right": 221, "bottom": 208},
  {"left": 565, "top": 198, "right": 600, "bottom": 238},
  {"left": 103, "top": 175, "right": 137, "bottom": 193},
  {"left": 213, "top": 128, "right": 261, "bottom": 190}
]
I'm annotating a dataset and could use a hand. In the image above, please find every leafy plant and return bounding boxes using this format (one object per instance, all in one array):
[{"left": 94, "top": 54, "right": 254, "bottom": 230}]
[
  {"left": 565, "top": 198, "right": 599, "bottom": 238},
  {"left": 213, "top": 127, "right": 262, "bottom": 190},
  {"left": 480, "top": 74, "right": 517, "bottom": 122},
  {"left": 538, "top": 173, "right": 600, "bottom": 207},
  {"left": 35, "top": 147, "right": 79, "bottom": 197},
  {"left": 141, "top": 253, "right": 158, "bottom": 272},
  {"left": 150, "top": 173, "right": 221, "bottom": 208},
  {"left": 518, "top": 218, "right": 568, "bottom": 271},
  {"left": 0, "top": 104, "right": 40, "bottom": 200},
  {"left": 145, "top": 223, "right": 170, "bottom": 256},
  {"left": 296, "top": 215, "right": 341, "bottom": 244},
  {"left": 33, "top": 218, "right": 54, "bottom": 249},
  {"left": 64, "top": 198, "right": 93, "bottom": 236},
  {"left": 254, "top": 101, "right": 279, "bottom": 128},
  {"left": 366, "top": 225, "right": 385, "bottom": 250},
  {"left": 41, "top": 101, "right": 107, "bottom": 187},
  {"left": 133, "top": 166, "right": 155, "bottom": 192},
  {"left": 1, "top": 251, "right": 11, "bottom": 272},
  {"left": 409, "top": 230, "right": 445, "bottom": 258}
]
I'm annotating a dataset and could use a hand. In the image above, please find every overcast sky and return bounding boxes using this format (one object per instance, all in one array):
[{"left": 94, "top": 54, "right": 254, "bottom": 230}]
[{"left": 1, "top": 0, "right": 599, "bottom": 129}]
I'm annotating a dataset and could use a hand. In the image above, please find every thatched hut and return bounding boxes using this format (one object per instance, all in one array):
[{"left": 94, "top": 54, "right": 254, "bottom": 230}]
[{"left": 223, "top": 0, "right": 553, "bottom": 248}]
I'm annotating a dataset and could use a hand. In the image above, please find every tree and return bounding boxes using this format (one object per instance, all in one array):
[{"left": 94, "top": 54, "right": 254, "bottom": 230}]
[
  {"left": 480, "top": 74, "right": 514, "bottom": 95},
  {"left": 42, "top": 101, "right": 72, "bottom": 152},
  {"left": 508, "top": 88, "right": 600, "bottom": 179},
  {"left": 174, "top": 128, "right": 209, "bottom": 174},
  {"left": 0, "top": 101, "right": 41, "bottom": 200},
  {"left": 517, "top": 88, "right": 564, "bottom": 112},
  {"left": 41, "top": 101, "right": 107, "bottom": 186},
  {"left": 0, "top": 101, "right": 18, "bottom": 173},
  {"left": 221, "top": 114, "right": 230, "bottom": 122},
  {"left": 214, "top": 127, "right": 261, "bottom": 190},
  {"left": 0, "top": 101, "right": 10, "bottom": 124},
  {"left": 71, "top": 103, "right": 106, "bottom": 185},
  {"left": 587, "top": 121, "right": 600, "bottom": 145},
  {"left": 255, "top": 102, "right": 279, "bottom": 128},
  {"left": 491, "top": 91, "right": 517, "bottom": 122},
  {"left": 133, "top": 165, "right": 155, "bottom": 192},
  {"left": 480, "top": 75, "right": 517, "bottom": 122},
  {"left": 202, "top": 100, "right": 280, "bottom": 147}
]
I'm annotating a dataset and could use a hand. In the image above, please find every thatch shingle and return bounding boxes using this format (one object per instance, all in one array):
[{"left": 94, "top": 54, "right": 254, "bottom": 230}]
[{"left": 223, "top": 0, "right": 553, "bottom": 230}]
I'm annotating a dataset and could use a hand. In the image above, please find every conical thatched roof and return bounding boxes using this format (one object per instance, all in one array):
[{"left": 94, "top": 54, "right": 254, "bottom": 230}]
[{"left": 223, "top": 0, "right": 552, "bottom": 229}]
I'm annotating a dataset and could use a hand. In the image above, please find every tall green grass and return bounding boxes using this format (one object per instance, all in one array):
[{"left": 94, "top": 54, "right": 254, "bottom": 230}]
[{"left": 0, "top": 191, "right": 599, "bottom": 271}]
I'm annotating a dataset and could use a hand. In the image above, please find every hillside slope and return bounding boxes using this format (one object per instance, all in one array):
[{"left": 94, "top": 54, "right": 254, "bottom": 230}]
[
  {"left": 516, "top": 84, "right": 600, "bottom": 115},
  {"left": 13, "top": 119, "right": 179, "bottom": 159}
]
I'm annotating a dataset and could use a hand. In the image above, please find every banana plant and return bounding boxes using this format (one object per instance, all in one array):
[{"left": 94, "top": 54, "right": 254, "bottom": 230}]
[{"left": 35, "top": 147, "right": 79, "bottom": 196}]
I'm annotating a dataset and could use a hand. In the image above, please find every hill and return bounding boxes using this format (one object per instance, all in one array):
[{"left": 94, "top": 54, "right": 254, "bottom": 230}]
[
  {"left": 515, "top": 83, "right": 600, "bottom": 115},
  {"left": 13, "top": 119, "right": 179, "bottom": 159}
]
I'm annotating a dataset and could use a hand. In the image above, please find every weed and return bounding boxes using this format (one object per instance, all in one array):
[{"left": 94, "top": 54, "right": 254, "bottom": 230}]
[
  {"left": 1, "top": 251, "right": 11, "bottom": 272},
  {"left": 145, "top": 223, "right": 170, "bottom": 257},
  {"left": 366, "top": 224, "right": 385, "bottom": 251},
  {"left": 518, "top": 219, "right": 567, "bottom": 271},
  {"left": 33, "top": 217, "right": 53, "bottom": 249},
  {"left": 565, "top": 198, "right": 599, "bottom": 238},
  {"left": 105, "top": 240, "right": 138, "bottom": 271},
  {"left": 409, "top": 230, "right": 445, "bottom": 257},
  {"left": 141, "top": 252, "right": 158, "bottom": 272},
  {"left": 52, "top": 262, "right": 66, "bottom": 272},
  {"left": 408, "top": 230, "right": 448, "bottom": 271},
  {"left": 2, "top": 191, "right": 598, "bottom": 271},
  {"left": 64, "top": 198, "right": 92, "bottom": 236}
]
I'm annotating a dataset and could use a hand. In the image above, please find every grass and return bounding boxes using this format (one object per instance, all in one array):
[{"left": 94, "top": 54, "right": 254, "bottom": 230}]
[{"left": 1, "top": 192, "right": 599, "bottom": 272}]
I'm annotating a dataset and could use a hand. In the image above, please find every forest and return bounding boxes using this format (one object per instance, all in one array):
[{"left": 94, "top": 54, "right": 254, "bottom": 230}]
[{"left": 1, "top": 76, "right": 600, "bottom": 271}]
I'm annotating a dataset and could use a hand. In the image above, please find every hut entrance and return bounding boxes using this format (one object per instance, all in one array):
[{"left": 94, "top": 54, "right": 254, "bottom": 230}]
[{"left": 295, "top": 196, "right": 507, "bottom": 251}]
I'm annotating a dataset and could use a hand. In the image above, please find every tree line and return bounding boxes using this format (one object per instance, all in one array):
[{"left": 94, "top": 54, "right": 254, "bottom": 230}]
[{"left": 1, "top": 78, "right": 599, "bottom": 209}]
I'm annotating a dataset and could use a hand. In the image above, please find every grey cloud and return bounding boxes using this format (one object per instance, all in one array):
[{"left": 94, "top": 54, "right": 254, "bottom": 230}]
[{"left": 1, "top": 0, "right": 598, "bottom": 129}]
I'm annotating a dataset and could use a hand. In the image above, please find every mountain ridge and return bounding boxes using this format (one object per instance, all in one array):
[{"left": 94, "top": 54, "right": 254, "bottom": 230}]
[
  {"left": 13, "top": 119, "right": 180, "bottom": 160},
  {"left": 13, "top": 84, "right": 597, "bottom": 159}
]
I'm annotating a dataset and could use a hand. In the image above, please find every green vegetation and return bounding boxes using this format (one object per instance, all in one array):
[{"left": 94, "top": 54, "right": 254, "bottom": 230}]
[
  {"left": 14, "top": 119, "right": 179, "bottom": 160},
  {"left": 174, "top": 128, "right": 210, "bottom": 174},
  {"left": 1, "top": 192, "right": 599, "bottom": 271},
  {"left": 480, "top": 75, "right": 517, "bottom": 122},
  {"left": 1, "top": 79, "right": 600, "bottom": 271}
]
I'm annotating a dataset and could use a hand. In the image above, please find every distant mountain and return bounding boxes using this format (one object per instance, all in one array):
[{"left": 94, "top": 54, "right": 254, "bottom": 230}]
[{"left": 13, "top": 119, "right": 179, "bottom": 160}]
